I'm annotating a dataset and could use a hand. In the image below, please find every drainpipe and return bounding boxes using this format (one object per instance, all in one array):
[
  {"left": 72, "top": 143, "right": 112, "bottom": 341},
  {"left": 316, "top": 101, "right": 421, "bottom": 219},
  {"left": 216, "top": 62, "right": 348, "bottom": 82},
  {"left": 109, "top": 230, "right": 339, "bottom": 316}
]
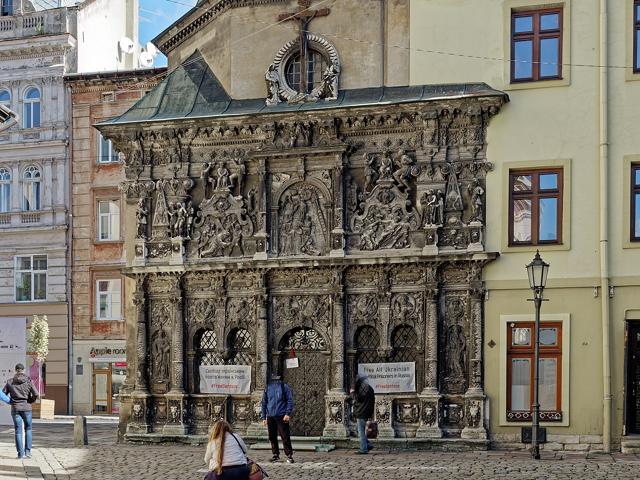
[
  {"left": 65, "top": 82, "right": 74, "bottom": 416},
  {"left": 598, "top": 0, "right": 611, "bottom": 453},
  {"left": 381, "top": 0, "right": 386, "bottom": 86}
]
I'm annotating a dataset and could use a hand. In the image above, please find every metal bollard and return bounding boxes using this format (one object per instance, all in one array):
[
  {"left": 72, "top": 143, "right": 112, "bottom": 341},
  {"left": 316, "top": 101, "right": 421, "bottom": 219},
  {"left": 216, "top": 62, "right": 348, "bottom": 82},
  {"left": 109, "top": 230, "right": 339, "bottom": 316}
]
[{"left": 74, "top": 415, "right": 88, "bottom": 447}]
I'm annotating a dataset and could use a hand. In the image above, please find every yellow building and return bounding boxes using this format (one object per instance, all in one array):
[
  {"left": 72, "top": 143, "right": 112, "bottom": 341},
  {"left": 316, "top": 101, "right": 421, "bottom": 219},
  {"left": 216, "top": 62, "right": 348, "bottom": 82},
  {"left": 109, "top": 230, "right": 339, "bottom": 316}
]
[{"left": 410, "top": 0, "right": 640, "bottom": 452}]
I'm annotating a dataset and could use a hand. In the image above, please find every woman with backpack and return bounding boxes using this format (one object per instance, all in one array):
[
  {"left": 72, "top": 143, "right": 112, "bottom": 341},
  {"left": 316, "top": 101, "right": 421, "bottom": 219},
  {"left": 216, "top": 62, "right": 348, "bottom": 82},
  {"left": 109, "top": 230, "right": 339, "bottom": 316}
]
[
  {"left": 204, "top": 420, "right": 250, "bottom": 480},
  {"left": 2, "top": 363, "right": 39, "bottom": 459}
]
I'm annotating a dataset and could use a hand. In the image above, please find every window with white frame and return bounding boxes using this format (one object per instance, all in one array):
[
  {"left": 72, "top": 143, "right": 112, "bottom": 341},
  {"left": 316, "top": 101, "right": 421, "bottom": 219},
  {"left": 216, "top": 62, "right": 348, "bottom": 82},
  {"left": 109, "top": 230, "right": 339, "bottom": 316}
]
[
  {"left": 0, "top": 89, "right": 10, "bottom": 107},
  {"left": 97, "top": 200, "right": 120, "bottom": 241},
  {"left": 23, "top": 88, "right": 40, "bottom": 129},
  {"left": 22, "top": 166, "right": 40, "bottom": 211},
  {"left": 0, "top": 167, "right": 10, "bottom": 213},
  {"left": 1, "top": 0, "right": 12, "bottom": 17},
  {"left": 96, "top": 279, "right": 121, "bottom": 320},
  {"left": 15, "top": 255, "right": 47, "bottom": 302},
  {"left": 98, "top": 132, "right": 119, "bottom": 164}
]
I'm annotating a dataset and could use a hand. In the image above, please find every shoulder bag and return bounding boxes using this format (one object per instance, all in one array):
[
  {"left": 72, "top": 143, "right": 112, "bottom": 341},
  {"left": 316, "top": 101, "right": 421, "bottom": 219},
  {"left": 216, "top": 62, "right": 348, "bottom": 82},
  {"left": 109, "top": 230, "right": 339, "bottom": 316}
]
[{"left": 231, "top": 433, "right": 268, "bottom": 480}]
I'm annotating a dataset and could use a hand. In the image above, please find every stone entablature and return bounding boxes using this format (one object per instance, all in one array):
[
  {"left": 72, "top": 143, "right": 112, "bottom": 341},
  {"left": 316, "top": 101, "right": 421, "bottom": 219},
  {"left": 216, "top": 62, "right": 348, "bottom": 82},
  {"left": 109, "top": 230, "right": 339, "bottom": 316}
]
[{"left": 102, "top": 88, "right": 506, "bottom": 441}]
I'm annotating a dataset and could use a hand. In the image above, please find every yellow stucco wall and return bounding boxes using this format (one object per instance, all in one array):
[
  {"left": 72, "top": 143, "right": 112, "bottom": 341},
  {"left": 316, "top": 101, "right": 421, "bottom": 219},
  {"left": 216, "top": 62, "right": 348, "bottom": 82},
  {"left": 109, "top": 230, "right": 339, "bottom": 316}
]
[{"left": 411, "top": 0, "right": 640, "bottom": 444}]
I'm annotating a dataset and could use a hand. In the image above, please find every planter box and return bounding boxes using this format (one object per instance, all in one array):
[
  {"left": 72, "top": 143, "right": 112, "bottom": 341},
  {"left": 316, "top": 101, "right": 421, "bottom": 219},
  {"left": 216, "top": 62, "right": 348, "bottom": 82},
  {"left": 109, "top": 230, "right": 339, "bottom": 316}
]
[{"left": 32, "top": 399, "right": 55, "bottom": 420}]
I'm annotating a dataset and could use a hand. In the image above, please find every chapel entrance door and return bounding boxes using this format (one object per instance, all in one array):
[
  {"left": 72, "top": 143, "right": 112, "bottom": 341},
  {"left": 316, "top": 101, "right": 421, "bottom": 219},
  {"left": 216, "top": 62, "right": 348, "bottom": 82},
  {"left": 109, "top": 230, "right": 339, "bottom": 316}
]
[
  {"left": 626, "top": 322, "right": 640, "bottom": 434},
  {"left": 280, "top": 327, "right": 327, "bottom": 436}
]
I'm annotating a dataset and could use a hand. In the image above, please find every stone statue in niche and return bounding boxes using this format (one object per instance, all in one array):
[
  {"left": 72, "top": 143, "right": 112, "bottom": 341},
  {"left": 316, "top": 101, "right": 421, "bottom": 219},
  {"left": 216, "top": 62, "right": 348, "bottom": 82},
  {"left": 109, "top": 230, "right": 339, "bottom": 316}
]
[
  {"left": 468, "top": 179, "right": 484, "bottom": 223},
  {"left": 136, "top": 198, "right": 149, "bottom": 239},
  {"left": 215, "top": 163, "right": 231, "bottom": 190},
  {"left": 278, "top": 184, "right": 326, "bottom": 256},
  {"left": 445, "top": 298, "right": 467, "bottom": 385},
  {"left": 378, "top": 152, "right": 394, "bottom": 181},
  {"left": 151, "top": 328, "right": 171, "bottom": 382},
  {"left": 265, "top": 63, "right": 282, "bottom": 106},
  {"left": 169, "top": 202, "right": 189, "bottom": 239},
  {"left": 421, "top": 189, "right": 445, "bottom": 227}
]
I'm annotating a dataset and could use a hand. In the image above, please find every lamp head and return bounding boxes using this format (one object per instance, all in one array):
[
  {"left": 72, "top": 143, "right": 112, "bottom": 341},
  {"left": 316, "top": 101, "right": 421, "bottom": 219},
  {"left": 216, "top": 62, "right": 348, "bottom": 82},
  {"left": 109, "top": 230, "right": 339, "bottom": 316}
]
[{"left": 526, "top": 250, "right": 550, "bottom": 290}]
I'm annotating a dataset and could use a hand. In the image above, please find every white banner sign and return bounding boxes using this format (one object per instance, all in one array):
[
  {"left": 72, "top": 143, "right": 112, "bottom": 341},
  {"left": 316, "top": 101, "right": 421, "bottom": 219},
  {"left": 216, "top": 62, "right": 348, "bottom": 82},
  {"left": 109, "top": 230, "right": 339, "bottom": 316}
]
[
  {"left": 199, "top": 365, "right": 252, "bottom": 395},
  {"left": 357, "top": 362, "right": 416, "bottom": 394},
  {"left": 0, "top": 317, "right": 27, "bottom": 425}
]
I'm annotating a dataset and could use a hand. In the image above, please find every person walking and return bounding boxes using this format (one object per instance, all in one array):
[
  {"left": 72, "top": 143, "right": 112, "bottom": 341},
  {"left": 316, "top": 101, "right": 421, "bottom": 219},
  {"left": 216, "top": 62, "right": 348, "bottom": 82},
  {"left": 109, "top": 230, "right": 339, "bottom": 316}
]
[
  {"left": 351, "top": 374, "right": 375, "bottom": 454},
  {"left": 261, "top": 374, "right": 295, "bottom": 463},
  {"left": 204, "top": 420, "right": 249, "bottom": 480},
  {"left": 3, "top": 363, "right": 38, "bottom": 459}
]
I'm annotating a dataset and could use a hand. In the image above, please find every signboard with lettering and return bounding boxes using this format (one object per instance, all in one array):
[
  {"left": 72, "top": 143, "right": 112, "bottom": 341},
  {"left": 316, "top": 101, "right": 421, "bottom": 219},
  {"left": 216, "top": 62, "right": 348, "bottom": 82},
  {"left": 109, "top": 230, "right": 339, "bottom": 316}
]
[
  {"left": 357, "top": 362, "right": 416, "bottom": 394},
  {"left": 199, "top": 365, "right": 252, "bottom": 395},
  {"left": 0, "top": 317, "right": 26, "bottom": 425},
  {"left": 89, "top": 346, "right": 126, "bottom": 363}
]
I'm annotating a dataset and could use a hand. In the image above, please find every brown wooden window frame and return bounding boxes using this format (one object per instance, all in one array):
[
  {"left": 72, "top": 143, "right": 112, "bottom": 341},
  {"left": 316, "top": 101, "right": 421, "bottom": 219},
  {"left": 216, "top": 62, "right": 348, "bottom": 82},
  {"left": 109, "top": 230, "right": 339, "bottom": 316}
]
[
  {"left": 635, "top": 1, "right": 640, "bottom": 73},
  {"left": 507, "top": 321, "right": 563, "bottom": 422},
  {"left": 509, "top": 168, "right": 563, "bottom": 246},
  {"left": 632, "top": 164, "right": 640, "bottom": 241},
  {"left": 511, "top": 7, "right": 563, "bottom": 83}
]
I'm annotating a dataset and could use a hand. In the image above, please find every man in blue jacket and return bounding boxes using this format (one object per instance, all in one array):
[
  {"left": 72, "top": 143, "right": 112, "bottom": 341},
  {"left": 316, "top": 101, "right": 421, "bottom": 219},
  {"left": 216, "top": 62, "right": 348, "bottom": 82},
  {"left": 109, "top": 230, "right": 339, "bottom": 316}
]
[{"left": 261, "top": 374, "right": 295, "bottom": 463}]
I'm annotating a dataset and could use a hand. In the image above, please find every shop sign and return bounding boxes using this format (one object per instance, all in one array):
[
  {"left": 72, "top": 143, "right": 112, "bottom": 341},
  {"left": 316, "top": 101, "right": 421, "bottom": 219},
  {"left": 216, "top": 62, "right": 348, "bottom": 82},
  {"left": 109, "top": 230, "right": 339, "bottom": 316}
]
[
  {"left": 357, "top": 362, "right": 416, "bottom": 394},
  {"left": 199, "top": 365, "right": 252, "bottom": 394},
  {"left": 89, "top": 346, "right": 126, "bottom": 363}
]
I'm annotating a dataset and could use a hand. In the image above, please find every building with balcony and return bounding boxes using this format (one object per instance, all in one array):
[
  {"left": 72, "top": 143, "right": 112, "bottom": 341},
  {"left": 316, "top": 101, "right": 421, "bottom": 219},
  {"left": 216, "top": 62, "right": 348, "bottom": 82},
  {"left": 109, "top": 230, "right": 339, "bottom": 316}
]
[{"left": 0, "top": 0, "right": 139, "bottom": 414}]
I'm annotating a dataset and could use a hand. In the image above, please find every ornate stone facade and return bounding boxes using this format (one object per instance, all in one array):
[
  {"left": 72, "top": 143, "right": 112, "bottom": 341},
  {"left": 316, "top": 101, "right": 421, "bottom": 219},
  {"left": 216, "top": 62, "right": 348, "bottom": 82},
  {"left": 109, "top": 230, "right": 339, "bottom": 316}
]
[{"left": 102, "top": 69, "right": 505, "bottom": 441}]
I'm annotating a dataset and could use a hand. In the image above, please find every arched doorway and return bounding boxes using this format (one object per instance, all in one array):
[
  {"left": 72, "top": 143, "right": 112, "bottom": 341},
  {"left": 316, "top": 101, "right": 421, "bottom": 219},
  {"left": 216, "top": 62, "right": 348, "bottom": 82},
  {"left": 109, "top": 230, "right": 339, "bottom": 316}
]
[{"left": 279, "top": 327, "right": 328, "bottom": 436}]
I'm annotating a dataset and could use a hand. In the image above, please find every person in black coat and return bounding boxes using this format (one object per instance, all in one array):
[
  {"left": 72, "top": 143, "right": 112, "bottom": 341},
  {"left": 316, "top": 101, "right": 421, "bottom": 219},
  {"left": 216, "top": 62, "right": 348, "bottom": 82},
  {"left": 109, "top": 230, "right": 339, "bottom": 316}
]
[{"left": 350, "top": 374, "right": 375, "bottom": 454}]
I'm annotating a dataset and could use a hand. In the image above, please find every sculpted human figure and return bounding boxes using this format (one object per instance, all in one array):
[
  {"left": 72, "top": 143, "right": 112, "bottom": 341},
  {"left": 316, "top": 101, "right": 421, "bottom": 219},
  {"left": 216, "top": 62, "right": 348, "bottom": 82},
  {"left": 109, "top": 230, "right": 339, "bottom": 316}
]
[
  {"left": 168, "top": 202, "right": 179, "bottom": 237},
  {"left": 364, "top": 153, "right": 377, "bottom": 192},
  {"left": 393, "top": 150, "right": 417, "bottom": 190},
  {"left": 318, "top": 63, "right": 339, "bottom": 100},
  {"left": 175, "top": 202, "right": 188, "bottom": 238},
  {"left": 152, "top": 329, "right": 170, "bottom": 381},
  {"left": 186, "top": 200, "right": 195, "bottom": 237},
  {"left": 436, "top": 190, "right": 445, "bottom": 226},
  {"left": 378, "top": 153, "right": 394, "bottom": 180},
  {"left": 265, "top": 63, "right": 282, "bottom": 106},
  {"left": 422, "top": 190, "right": 438, "bottom": 226},
  {"left": 216, "top": 163, "right": 231, "bottom": 190},
  {"left": 468, "top": 179, "right": 485, "bottom": 222},
  {"left": 136, "top": 198, "right": 148, "bottom": 239}
]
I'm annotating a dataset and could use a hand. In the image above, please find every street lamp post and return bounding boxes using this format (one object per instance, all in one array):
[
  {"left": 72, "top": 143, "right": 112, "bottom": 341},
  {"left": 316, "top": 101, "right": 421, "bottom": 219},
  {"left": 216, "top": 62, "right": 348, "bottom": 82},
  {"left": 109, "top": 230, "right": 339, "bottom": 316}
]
[{"left": 526, "top": 250, "right": 549, "bottom": 460}]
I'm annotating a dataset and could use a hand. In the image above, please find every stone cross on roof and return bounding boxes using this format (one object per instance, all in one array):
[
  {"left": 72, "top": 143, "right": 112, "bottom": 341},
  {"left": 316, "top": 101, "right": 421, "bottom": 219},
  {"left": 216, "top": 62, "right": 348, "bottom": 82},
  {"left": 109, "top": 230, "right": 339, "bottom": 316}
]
[{"left": 278, "top": 0, "right": 331, "bottom": 94}]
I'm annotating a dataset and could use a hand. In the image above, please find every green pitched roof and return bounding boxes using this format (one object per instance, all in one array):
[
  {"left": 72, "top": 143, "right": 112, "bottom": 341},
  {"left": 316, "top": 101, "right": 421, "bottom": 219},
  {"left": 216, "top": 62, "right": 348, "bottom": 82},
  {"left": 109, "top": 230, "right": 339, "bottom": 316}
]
[{"left": 98, "top": 52, "right": 508, "bottom": 127}]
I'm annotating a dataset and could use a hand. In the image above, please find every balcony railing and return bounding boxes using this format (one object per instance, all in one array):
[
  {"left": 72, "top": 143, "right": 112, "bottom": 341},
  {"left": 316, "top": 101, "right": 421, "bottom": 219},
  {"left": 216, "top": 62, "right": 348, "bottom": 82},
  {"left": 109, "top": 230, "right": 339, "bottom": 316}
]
[{"left": 0, "top": 9, "right": 70, "bottom": 40}]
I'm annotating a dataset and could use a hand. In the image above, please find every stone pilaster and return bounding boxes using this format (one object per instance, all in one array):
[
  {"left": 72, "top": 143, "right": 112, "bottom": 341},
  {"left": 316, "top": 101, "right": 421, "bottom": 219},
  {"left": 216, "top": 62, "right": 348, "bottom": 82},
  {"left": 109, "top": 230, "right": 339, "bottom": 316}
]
[
  {"left": 417, "top": 286, "right": 442, "bottom": 438},
  {"left": 164, "top": 281, "right": 187, "bottom": 435},
  {"left": 323, "top": 394, "right": 349, "bottom": 438},
  {"left": 331, "top": 272, "right": 346, "bottom": 393},
  {"left": 129, "top": 276, "right": 151, "bottom": 434},
  {"left": 246, "top": 287, "right": 269, "bottom": 436},
  {"left": 461, "top": 288, "right": 487, "bottom": 439},
  {"left": 374, "top": 396, "right": 395, "bottom": 438}
]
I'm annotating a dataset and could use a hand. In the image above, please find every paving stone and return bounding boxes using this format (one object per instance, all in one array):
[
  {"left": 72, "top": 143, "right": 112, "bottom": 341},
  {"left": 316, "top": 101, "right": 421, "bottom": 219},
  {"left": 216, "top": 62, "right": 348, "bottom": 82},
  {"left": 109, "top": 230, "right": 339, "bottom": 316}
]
[{"left": 4, "top": 424, "right": 640, "bottom": 479}]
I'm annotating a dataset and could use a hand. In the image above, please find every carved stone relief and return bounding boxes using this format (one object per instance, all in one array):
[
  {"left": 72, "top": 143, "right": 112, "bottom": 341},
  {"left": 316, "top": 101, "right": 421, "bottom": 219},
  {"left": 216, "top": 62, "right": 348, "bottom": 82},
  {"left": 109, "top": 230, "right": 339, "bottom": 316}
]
[{"left": 277, "top": 183, "right": 328, "bottom": 256}]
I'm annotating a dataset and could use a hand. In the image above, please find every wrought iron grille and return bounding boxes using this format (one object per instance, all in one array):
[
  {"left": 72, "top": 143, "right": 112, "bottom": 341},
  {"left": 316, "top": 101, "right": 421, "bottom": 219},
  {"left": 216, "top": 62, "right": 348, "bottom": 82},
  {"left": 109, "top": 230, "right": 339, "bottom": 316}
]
[
  {"left": 355, "top": 326, "right": 382, "bottom": 365},
  {"left": 390, "top": 324, "right": 423, "bottom": 390},
  {"left": 196, "top": 330, "right": 224, "bottom": 366},
  {"left": 281, "top": 327, "right": 327, "bottom": 351},
  {"left": 226, "top": 328, "right": 253, "bottom": 366}
]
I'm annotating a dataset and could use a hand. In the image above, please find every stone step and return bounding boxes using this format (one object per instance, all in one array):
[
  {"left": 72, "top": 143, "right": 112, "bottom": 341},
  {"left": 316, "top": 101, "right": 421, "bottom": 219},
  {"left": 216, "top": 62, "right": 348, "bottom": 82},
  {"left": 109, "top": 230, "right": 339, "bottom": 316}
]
[
  {"left": 250, "top": 441, "right": 335, "bottom": 452},
  {"left": 621, "top": 436, "right": 640, "bottom": 454}
]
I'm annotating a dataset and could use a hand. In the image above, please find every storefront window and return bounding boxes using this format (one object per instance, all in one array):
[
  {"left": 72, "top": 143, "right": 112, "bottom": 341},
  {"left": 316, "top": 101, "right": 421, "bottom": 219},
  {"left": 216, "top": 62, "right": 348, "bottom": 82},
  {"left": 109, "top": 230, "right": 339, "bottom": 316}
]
[{"left": 91, "top": 360, "right": 127, "bottom": 415}]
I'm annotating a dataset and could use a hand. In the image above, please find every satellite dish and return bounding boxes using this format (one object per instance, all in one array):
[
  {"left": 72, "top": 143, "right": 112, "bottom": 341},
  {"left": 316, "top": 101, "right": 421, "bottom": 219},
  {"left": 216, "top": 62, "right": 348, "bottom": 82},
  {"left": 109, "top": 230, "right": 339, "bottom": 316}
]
[
  {"left": 139, "top": 52, "right": 154, "bottom": 68},
  {"left": 118, "top": 37, "right": 135, "bottom": 55},
  {"left": 145, "top": 42, "right": 158, "bottom": 58}
]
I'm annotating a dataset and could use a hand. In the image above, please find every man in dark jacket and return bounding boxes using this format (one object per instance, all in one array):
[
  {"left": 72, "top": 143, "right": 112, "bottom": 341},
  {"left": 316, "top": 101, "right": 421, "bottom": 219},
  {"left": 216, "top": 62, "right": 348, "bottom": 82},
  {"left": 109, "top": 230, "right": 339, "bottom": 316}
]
[
  {"left": 261, "top": 375, "right": 295, "bottom": 463},
  {"left": 351, "top": 374, "right": 375, "bottom": 454},
  {"left": 3, "top": 363, "right": 38, "bottom": 459}
]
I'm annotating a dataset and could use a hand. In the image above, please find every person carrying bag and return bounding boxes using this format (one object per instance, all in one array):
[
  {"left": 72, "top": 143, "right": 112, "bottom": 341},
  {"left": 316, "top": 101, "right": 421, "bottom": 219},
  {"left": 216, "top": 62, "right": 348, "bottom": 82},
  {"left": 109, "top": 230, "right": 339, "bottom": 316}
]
[{"left": 204, "top": 420, "right": 267, "bottom": 480}]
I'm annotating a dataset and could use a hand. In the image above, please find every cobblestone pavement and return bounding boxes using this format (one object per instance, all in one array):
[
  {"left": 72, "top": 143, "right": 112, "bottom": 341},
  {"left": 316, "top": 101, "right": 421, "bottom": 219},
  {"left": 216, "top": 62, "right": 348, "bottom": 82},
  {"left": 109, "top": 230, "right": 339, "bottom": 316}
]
[{"left": 2, "top": 423, "right": 640, "bottom": 479}]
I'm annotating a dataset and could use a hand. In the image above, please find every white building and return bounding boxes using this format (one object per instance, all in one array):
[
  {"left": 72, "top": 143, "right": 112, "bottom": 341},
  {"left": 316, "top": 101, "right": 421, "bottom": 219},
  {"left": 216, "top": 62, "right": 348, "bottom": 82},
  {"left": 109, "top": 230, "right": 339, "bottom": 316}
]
[{"left": 0, "top": 0, "right": 138, "bottom": 414}]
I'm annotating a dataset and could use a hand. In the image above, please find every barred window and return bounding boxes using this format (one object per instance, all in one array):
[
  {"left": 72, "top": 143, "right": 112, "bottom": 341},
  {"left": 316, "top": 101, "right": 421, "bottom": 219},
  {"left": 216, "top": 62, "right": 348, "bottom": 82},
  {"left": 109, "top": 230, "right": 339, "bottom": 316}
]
[{"left": 226, "top": 328, "right": 253, "bottom": 366}]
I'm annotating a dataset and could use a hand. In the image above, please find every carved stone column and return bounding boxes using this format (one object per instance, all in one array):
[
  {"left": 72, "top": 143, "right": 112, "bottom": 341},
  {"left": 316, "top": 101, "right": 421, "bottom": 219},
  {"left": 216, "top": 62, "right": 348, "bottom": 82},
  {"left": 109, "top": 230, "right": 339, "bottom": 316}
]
[
  {"left": 247, "top": 286, "right": 269, "bottom": 436},
  {"left": 330, "top": 157, "right": 346, "bottom": 257},
  {"left": 324, "top": 273, "right": 348, "bottom": 438},
  {"left": 461, "top": 287, "right": 487, "bottom": 439},
  {"left": 417, "top": 286, "right": 442, "bottom": 438},
  {"left": 254, "top": 159, "right": 268, "bottom": 260},
  {"left": 128, "top": 275, "right": 151, "bottom": 435},
  {"left": 164, "top": 278, "right": 187, "bottom": 435}
]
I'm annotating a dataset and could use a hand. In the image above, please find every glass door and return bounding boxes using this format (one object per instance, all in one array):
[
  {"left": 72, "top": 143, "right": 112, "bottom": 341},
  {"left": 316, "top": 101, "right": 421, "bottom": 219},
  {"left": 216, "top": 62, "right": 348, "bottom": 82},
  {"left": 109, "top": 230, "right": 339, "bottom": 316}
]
[{"left": 92, "top": 363, "right": 111, "bottom": 414}]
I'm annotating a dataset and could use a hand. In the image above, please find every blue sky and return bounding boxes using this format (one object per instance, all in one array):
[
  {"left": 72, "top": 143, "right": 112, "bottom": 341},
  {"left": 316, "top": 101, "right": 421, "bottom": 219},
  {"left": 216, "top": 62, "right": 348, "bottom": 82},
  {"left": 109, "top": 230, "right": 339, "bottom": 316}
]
[{"left": 139, "top": 0, "right": 197, "bottom": 67}]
